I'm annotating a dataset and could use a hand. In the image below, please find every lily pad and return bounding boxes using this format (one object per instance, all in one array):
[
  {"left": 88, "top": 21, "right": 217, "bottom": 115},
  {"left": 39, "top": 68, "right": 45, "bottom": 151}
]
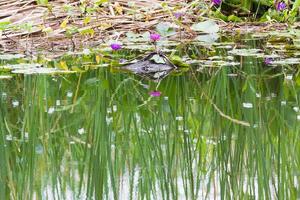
[
  {"left": 12, "top": 68, "right": 75, "bottom": 75},
  {"left": 169, "top": 55, "right": 189, "bottom": 68},
  {"left": 123, "top": 43, "right": 153, "bottom": 51},
  {"left": 187, "top": 58, "right": 238, "bottom": 66},
  {"left": 195, "top": 33, "right": 219, "bottom": 44},
  {"left": 0, "top": 54, "right": 25, "bottom": 60},
  {"left": 270, "top": 58, "right": 300, "bottom": 65},
  {"left": 150, "top": 54, "right": 165, "bottom": 64},
  {"left": 228, "top": 49, "right": 264, "bottom": 57},
  {"left": 0, "top": 63, "right": 74, "bottom": 75},
  {"left": 191, "top": 20, "right": 219, "bottom": 33},
  {"left": 1, "top": 63, "right": 42, "bottom": 70},
  {"left": 126, "top": 31, "right": 150, "bottom": 42},
  {"left": 156, "top": 22, "right": 177, "bottom": 37}
]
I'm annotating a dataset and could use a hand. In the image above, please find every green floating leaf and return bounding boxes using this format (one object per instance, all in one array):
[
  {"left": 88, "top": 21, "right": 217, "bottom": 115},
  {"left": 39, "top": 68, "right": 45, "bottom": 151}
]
[
  {"left": 0, "top": 21, "right": 11, "bottom": 31},
  {"left": 228, "top": 15, "right": 242, "bottom": 22},
  {"left": 36, "top": 0, "right": 48, "bottom": 5},
  {"left": 195, "top": 33, "right": 219, "bottom": 44},
  {"left": 0, "top": 54, "right": 25, "bottom": 60},
  {"left": 12, "top": 68, "right": 75, "bottom": 75},
  {"left": 79, "top": 28, "right": 95, "bottom": 37},
  {"left": 169, "top": 55, "right": 189, "bottom": 68},
  {"left": 270, "top": 58, "right": 300, "bottom": 65},
  {"left": 191, "top": 20, "right": 219, "bottom": 33},
  {"left": 156, "top": 22, "right": 176, "bottom": 37},
  {"left": 125, "top": 31, "right": 150, "bottom": 42},
  {"left": 150, "top": 55, "right": 165, "bottom": 64},
  {"left": 228, "top": 49, "right": 264, "bottom": 57},
  {"left": 1, "top": 63, "right": 41, "bottom": 70}
]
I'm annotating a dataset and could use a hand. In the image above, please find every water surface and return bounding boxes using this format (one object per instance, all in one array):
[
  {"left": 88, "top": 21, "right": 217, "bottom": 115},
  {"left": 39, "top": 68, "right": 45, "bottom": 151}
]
[{"left": 0, "top": 36, "right": 300, "bottom": 199}]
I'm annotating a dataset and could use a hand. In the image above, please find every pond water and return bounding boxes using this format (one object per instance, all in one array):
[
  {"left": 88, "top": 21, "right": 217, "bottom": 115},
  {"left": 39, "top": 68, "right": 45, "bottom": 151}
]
[{"left": 0, "top": 34, "right": 300, "bottom": 199}]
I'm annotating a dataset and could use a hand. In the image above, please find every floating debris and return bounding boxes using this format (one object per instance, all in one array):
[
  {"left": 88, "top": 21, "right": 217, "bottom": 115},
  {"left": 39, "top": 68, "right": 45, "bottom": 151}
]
[
  {"left": 2, "top": 92, "right": 7, "bottom": 100},
  {"left": 176, "top": 116, "right": 183, "bottom": 121},
  {"left": 106, "top": 116, "right": 113, "bottom": 125},
  {"left": 135, "top": 114, "right": 141, "bottom": 123},
  {"left": 48, "top": 107, "right": 55, "bottom": 114},
  {"left": 12, "top": 100, "right": 19, "bottom": 107},
  {"left": 0, "top": 75, "right": 12, "bottom": 79},
  {"left": 285, "top": 74, "right": 293, "bottom": 80},
  {"left": 293, "top": 107, "right": 299, "bottom": 112},
  {"left": 177, "top": 125, "right": 183, "bottom": 131},
  {"left": 67, "top": 92, "right": 73, "bottom": 98},
  {"left": 281, "top": 101, "right": 287, "bottom": 106},
  {"left": 6, "top": 135, "right": 13, "bottom": 141},
  {"left": 78, "top": 128, "right": 85, "bottom": 135},
  {"left": 243, "top": 103, "right": 253, "bottom": 108}
]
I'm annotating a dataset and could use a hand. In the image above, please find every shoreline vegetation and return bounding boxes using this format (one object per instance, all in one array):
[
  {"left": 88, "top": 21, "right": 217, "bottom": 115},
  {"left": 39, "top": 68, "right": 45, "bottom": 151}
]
[{"left": 0, "top": 0, "right": 299, "bottom": 57}]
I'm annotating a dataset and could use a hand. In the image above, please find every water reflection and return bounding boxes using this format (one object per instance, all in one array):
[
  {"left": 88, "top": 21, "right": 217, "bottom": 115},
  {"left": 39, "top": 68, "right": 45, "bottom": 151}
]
[{"left": 0, "top": 39, "right": 299, "bottom": 199}]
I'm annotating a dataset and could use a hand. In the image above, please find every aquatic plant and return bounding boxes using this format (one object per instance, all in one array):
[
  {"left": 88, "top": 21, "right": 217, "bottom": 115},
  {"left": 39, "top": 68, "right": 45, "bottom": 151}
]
[
  {"left": 150, "top": 33, "right": 161, "bottom": 42},
  {"left": 149, "top": 90, "right": 162, "bottom": 97},
  {"left": 1, "top": 38, "right": 300, "bottom": 199},
  {"left": 212, "top": 0, "right": 222, "bottom": 5},
  {"left": 110, "top": 43, "right": 122, "bottom": 51},
  {"left": 264, "top": 57, "right": 273, "bottom": 65},
  {"left": 174, "top": 12, "right": 184, "bottom": 19},
  {"left": 276, "top": 2, "right": 287, "bottom": 11}
]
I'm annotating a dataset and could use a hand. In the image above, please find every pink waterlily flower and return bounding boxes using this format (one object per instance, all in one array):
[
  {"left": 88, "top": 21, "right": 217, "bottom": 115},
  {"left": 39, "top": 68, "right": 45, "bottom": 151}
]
[
  {"left": 174, "top": 12, "right": 184, "bottom": 19},
  {"left": 149, "top": 91, "right": 161, "bottom": 97},
  {"left": 150, "top": 33, "right": 160, "bottom": 42},
  {"left": 264, "top": 58, "right": 273, "bottom": 65},
  {"left": 276, "top": 2, "right": 286, "bottom": 11},
  {"left": 110, "top": 43, "right": 122, "bottom": 51},
  {"left": 212, "top": 0, "right": 222, "bottom": 5}
]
